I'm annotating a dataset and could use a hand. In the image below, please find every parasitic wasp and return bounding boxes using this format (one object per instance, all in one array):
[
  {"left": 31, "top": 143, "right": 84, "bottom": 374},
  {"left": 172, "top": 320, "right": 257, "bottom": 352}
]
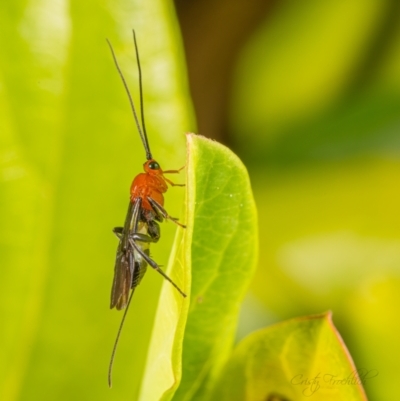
[{"left": 106, "top": 30, "right": 186, "bottom": 388}]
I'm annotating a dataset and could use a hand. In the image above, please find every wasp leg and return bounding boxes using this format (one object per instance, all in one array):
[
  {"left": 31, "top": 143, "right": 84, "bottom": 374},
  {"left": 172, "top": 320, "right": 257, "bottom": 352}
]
[
  {"left": 114, "top": 227, "right": 159, "bottom": 244},
  {"left": 130, "top": 233, "right": 158, "bottom": 243},
  {"left": 147, "top": 197, "right": 186, "bottom": 228},
  {"left": 163, "top": 165, "right": 185, "bottom": 174},
  {"left": 163, "top": 176, "right": 185, "bottom": 187},
  {"left": 147, "top": 219, "right": 161, "bottom": 242},
  {"left": 128, "top": 237, "right": 187, "bottom": 297},
  {"left": 162, "top": 166, "right": 185, "bottom": 186}
]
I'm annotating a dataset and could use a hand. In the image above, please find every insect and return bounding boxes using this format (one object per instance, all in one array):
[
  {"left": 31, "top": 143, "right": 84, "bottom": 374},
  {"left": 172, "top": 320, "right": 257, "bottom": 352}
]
[{"left": 106, "top": 31, "right": 186, "bottom": 387}]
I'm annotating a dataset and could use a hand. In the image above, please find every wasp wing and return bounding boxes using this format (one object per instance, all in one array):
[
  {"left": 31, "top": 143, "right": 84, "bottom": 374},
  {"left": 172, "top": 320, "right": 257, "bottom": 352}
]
[
  {"left": 110, "top": 244, "right": 135, "bottom": 310},
  {"left": 110, "top": 198, "right": 142, "bottom": 310}
]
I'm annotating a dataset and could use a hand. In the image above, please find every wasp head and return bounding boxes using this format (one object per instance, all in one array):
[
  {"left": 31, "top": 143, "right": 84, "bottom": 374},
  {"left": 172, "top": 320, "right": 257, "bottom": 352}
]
[{"left": 144, "top": 159, "right": 162, "bottom": 175}]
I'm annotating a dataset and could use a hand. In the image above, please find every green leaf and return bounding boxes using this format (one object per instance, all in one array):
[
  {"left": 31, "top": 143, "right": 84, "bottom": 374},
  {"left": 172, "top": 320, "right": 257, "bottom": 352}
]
[
  {"left": 208, "top": 312, "right": 368, "bottom": 401},
  {"left": 179, "top": 134, "right": 258, "bottom": 401},
  {"left": 137, "top": 134, "right": 258, "bottom": 400},
  {"left": 136, "top": 134, "right": 258, "bottom": 400}
]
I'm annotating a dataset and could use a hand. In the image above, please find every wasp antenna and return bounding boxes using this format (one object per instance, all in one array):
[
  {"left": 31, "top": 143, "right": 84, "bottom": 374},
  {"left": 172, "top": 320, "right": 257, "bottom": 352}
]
[
  {"left": 106, "top": 37, "right": 152, "bottom": 160},
  {"left": 108, "top": 289, "right": 135, "bottom": 388},
  {"left": 132, "top": 30, "right": 152, "bottom": 160}
]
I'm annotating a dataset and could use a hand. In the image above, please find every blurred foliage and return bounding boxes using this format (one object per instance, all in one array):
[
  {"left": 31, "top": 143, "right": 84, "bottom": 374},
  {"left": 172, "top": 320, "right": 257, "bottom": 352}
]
[
  {"left": 0, "top": 0, "right": 194, "bottom": 400},
  {"left": 210, "top": 313, "right": 367, "bottom": 401},
  {"left": 227, "top": 1, "right": 400, "bottom": 400}
]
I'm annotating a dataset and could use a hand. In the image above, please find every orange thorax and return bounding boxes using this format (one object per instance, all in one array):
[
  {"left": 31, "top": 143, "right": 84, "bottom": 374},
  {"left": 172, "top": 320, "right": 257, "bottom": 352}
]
[{"left": 130, "top": 160, "right": 167, "bottom": 210}]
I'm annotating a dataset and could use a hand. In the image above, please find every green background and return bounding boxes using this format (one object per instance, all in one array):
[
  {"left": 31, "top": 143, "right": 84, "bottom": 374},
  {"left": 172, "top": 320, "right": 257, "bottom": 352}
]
[
  {"left": 231, "top": 3, "right": 400, "bottom": 401},
  {"left": 1, "top": 0, "right": 193, "bottom": 399}
]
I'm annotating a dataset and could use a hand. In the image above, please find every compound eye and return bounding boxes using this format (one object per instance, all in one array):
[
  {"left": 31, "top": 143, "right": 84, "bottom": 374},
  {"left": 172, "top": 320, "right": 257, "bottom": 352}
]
[{"left": 148, "top": 161, "right": 160, "bottom": 170}]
